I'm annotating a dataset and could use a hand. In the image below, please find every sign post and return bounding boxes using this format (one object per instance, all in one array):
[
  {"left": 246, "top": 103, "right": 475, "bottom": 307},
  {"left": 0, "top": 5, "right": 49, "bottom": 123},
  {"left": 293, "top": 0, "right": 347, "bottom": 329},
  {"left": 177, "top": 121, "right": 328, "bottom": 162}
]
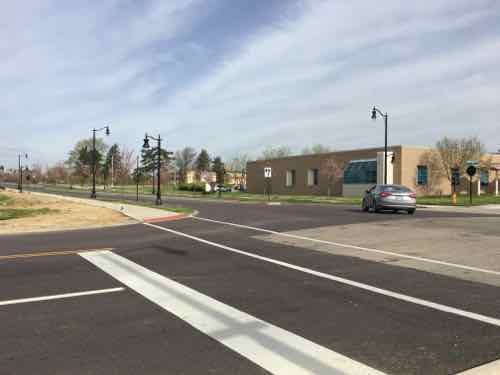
[
  {"left": 466, "top": 165, "right": 477, "bottom": 206},
  {"left": 264, "top": 167, "right": 272, "bottom": 201},
  {"left": 451, "top": 167, "right": 460, "bottom": 205}
]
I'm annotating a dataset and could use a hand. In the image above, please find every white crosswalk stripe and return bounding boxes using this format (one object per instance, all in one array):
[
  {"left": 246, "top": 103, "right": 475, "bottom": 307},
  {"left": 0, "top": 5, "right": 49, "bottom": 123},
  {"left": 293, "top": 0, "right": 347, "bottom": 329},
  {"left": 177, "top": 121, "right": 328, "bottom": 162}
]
[{"left": 81, "top": 250, "right": 386, "bottom": 375}]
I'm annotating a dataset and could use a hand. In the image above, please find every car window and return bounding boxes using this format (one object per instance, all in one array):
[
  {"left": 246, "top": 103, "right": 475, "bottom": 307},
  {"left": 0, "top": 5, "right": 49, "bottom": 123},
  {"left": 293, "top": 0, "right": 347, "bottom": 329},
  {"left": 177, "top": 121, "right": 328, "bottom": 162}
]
[{"left": 381, "top": 185, "right": 411, "bottom": 193}]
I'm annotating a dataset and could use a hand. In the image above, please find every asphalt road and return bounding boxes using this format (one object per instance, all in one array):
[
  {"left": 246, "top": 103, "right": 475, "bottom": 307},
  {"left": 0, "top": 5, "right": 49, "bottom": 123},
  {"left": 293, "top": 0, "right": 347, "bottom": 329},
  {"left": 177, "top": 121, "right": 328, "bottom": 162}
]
[{"left": 1, "top": 185, "right": 500, "bottom": 374}]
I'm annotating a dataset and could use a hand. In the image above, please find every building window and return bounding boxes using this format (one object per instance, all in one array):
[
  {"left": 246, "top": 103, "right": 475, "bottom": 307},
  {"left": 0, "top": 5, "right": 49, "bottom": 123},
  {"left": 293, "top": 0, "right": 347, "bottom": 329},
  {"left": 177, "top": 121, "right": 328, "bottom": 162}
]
[
  {"left": 307, "top": 169, "right": 319, "bottom": 186},
  {"left": 285, "top": 170, "right": 296, "bottom": 187},
  {"left": 417, "top": 165, "right": 428, "bottom": 185},
  {"left": 343, "top": 159, "right": 377, "bottom": 184},
  {"left": 480, "top": 170, "right": 489, "bottom": 187}
]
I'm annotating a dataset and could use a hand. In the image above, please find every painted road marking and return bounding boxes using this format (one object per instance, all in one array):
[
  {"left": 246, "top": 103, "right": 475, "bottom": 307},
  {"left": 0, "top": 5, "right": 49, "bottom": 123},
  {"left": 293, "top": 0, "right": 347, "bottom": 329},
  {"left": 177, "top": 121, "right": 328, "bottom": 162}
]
[
  {"left": 456, "top": 358, "right": 500, "bottom": 374},
  {"left": 192, "top": 216, "right": 500, "bottom": 277},
  {"left": 0, "top": 248, "right": 114, "bottom": 261},
  {"left": 145, "top": 222, "right": 500, "bottom": 328},
  {"left": 0, "top": 287, "right": 125, "bottom": 306},
  {"left": 81, "top": 250, "right": 385, "bottom": 375}
]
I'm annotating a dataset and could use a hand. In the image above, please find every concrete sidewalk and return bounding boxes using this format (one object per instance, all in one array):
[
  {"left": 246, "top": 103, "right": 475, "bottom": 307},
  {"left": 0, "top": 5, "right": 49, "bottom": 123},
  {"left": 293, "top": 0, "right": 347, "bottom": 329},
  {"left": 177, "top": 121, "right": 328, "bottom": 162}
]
[
  {"left": 418, "top": 203, "right": 500, "bottom": 215},
  {"left": 24, "top": 190, "right": 188, "bottom": 223}
]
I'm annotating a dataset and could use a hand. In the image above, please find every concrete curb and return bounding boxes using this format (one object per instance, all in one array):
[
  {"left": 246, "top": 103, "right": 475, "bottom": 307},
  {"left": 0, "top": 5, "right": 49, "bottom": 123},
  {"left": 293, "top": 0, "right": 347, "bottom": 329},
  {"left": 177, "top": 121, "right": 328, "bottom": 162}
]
[{"left": 17, "top": 189, "right": 186, "bottom": 224}]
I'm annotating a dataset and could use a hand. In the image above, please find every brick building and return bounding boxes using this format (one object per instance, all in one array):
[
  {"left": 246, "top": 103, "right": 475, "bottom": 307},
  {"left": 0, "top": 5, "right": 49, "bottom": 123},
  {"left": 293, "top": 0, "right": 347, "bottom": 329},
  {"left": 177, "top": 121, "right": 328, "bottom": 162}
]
[{"left": 246, "top": 145, "right": 500, "bottom": 197}]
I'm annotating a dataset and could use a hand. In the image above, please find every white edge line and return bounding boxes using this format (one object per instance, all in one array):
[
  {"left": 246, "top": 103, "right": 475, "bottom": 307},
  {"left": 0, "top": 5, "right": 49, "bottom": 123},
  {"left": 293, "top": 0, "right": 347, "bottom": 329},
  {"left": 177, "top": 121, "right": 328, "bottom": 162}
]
[
  {"left": 192, "top": 216, "right": 500, "bottom": 277},
  {"left": 0, "top": 287, "right": 125, "bottom": 306},
  {"left": 455, "top": 358, "right": 500, "bottom": 374},
  {"left": 144, "top": 222, "right": 500, "bottom": 328}
]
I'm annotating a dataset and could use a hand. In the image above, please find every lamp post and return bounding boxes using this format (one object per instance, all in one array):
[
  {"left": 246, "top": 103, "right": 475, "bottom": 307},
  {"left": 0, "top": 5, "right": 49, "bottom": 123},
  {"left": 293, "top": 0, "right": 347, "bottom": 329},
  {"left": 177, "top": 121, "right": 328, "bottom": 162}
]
[
  {"left": 136, "top": 155, "right": 140, "bottom": 201},
  {"left": 143, "top": 133, "right": 173, "bottom": 205},
  {"left": 18, "top": 153, "right": 28, "bottom": 192},
  {"left": 91, "top": 126, "right": 110, "bottom": 199},
  {"left": 0, "top": 165, "right": 5, "bottom": 188},
  {"left": 371, "top": 106, "right": 388, "bottom": 185}
]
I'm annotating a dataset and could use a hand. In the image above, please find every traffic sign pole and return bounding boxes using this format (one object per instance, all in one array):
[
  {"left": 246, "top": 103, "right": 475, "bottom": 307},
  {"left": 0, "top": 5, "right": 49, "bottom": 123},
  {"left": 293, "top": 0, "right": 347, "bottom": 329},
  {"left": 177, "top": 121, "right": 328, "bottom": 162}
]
[
  {"left": 466, "top": 165, "right": 477, "bottom": 206},
  {"left": 264, "top": 167, "right": 272, "bottom": 201}
]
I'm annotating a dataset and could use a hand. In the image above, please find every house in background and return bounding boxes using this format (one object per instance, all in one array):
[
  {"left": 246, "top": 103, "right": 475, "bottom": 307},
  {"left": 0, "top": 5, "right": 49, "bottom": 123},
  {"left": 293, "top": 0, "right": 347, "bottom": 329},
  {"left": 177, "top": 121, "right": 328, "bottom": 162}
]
[
  {"left": 225, "top": 171, "right": 246, "bottom": 187},
  {"left": 185, "top": 170, "right": 217, "bottom": 185}
]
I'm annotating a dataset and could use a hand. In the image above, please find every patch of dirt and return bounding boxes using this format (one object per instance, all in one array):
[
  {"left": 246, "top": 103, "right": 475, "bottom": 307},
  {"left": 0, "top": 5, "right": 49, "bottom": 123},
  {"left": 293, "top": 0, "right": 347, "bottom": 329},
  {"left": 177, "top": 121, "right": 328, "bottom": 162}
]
[{"left": 0, "top": 190, "right": 135, "bottom": 235}]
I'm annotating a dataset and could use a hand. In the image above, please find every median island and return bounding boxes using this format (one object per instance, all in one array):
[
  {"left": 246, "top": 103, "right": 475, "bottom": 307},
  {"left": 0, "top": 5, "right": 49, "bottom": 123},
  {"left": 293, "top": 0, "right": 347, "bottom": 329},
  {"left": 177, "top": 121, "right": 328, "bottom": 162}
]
[{"left": 0, "top": 189, "right": 134, "bottom": 235}]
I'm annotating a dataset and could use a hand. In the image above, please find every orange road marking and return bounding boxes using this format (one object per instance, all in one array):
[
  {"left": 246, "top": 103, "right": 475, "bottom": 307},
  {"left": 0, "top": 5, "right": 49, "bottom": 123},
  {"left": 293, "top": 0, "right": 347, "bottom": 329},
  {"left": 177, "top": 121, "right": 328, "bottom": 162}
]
[{"left": 0, "top": 248, "right": 114, "bottom": 261}]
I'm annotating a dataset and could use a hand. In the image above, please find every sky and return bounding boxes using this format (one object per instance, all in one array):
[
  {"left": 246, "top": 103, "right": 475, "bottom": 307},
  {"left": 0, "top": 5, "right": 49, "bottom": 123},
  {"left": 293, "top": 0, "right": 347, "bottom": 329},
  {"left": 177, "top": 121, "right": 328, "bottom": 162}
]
[{"left": 1, "top": 0, "right": 500, "bottom": 168}]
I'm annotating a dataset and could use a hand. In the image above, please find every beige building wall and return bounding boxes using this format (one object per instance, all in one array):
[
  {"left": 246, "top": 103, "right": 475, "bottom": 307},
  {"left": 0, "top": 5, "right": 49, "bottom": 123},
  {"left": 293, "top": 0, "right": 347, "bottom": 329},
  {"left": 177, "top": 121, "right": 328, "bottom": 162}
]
[
  {"left": 247, "top": 145, "right": 500, "bottom": 197},
  {"left": 247, "top": 146, "right": 402, "bottom": 196}
]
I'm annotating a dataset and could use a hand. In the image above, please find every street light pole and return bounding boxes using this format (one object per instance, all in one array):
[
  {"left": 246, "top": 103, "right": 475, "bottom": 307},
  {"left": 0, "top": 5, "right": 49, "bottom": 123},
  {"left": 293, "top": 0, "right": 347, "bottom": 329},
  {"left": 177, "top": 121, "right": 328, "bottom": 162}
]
[
  {"left": 156, "top": 135, "right": 161, "bottom": 205},
  {"left": 90, "top": 126, "right": 110, "bottom": 199},
  {"left": 18, "top": 153, "right": 27, "bottom": 193},
  {"left": 136, "top": 155, "right": 140, "bottom": 201},
  {"left": 143, "top": 133, "right": 173, "bottom": 205},
  {"left": 371, "top": 106, "right": 388, "bottom": 185}
]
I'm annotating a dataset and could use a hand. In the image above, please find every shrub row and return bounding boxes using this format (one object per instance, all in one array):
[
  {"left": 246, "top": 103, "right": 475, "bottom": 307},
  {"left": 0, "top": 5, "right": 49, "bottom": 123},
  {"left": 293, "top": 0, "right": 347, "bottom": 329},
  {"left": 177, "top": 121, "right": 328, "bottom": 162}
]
[{"left": 177, "top": 183, "right": 205, "bottom": 192}]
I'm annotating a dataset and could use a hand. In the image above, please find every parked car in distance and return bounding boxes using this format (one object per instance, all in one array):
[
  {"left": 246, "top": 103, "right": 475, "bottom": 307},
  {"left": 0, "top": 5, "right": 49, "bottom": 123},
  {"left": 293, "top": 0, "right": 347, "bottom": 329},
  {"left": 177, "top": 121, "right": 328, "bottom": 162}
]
[
  {"left": 214, "top": 184, "right": 232, "bottom": 193},
  {"left": 362, "top": 184, "right": 416, "bottom": 214}
]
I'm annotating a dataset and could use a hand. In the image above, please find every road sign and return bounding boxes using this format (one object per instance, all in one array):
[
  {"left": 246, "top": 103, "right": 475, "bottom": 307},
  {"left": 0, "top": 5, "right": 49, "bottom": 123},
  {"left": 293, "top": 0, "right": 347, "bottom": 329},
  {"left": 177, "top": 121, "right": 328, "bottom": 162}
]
[
  {"left": 466, "top": 165, "right": 477, "bottom": 177},
  {"left": 264, "top": 167, "right": 272, "bottom": 179}
]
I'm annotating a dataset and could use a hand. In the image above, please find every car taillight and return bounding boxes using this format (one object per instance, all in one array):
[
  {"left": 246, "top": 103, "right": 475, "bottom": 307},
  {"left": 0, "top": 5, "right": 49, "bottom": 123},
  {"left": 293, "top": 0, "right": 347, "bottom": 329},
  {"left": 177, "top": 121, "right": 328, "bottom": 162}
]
[
  {"left": 409, "top": 193, "right": 416, "bottom": 198},
  {"left": 379, "top": 192, "right": 392, "bottom": 197}
]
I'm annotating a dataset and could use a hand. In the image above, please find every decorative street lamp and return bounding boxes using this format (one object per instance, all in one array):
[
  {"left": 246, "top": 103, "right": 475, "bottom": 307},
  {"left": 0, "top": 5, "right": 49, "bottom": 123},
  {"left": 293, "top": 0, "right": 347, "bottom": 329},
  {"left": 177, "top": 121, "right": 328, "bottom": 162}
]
[
  {"left": 371, "top": 106, "right": 389, "bottom": 185},
  {"left": 91, "top": 126, "right": 110, "bottom": 199},
  {"left": 143, "top": 133, "right": 168, "bottom": 205},
  {"left": 0, "top": 165, "right": 5, "bottom": 188},
  {"left": 142, "top": 134, "right": 175, "bottom": 205},
  {"left": 18, "top": 153, "right": 28, "bottom": 192}
]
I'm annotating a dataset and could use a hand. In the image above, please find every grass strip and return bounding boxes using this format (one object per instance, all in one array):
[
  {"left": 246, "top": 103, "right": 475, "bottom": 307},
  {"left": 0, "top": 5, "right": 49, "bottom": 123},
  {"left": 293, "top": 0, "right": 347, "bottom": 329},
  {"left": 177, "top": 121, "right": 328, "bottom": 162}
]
[{"left": 0, "top": 208, "right": 59, "bottom": 221}]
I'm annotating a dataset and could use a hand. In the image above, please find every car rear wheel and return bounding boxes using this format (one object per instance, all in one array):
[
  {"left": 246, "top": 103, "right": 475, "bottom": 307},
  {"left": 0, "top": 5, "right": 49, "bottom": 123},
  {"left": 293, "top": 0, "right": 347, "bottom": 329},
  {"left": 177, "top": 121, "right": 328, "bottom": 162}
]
[
  {"left": 362, "top": 199, "right": 369, "bottom": 212},
  {"left": 407, "top": 208, "right": 416, "bottom": 215}
]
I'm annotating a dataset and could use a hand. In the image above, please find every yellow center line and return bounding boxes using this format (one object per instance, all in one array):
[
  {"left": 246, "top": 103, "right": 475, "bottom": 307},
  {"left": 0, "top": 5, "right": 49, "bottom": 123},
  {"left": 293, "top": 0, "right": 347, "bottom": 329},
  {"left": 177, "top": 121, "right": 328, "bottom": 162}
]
[{"left": 0, "top": 248, "right": 114, "bottom": 261}]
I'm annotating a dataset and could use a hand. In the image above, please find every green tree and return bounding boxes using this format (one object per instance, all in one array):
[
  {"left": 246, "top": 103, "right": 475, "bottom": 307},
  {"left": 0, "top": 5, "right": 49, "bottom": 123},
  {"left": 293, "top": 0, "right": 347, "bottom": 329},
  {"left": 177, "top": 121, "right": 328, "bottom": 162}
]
[
  {"left": 141, "top": 145, "right": 173, "bottom": 192},
  {"left": 67, "top": 138, "right": 107, "bottom": 185},
  {"left": 195, "top": 149, "right": 211, "bottom": 172},
  {"left": 68, "top": 138, "right": 107, "bottom": 168},
  {"left": 212, "top": 156, "right": 225, "bottom": 184}
]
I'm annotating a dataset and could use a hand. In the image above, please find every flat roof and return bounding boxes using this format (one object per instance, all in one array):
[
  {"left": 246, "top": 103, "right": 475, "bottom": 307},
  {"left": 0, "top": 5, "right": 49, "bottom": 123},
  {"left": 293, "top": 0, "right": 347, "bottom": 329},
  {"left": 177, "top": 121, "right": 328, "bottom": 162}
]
[{"left": 249, "top": 145, "right": 423, "bottom": 163}]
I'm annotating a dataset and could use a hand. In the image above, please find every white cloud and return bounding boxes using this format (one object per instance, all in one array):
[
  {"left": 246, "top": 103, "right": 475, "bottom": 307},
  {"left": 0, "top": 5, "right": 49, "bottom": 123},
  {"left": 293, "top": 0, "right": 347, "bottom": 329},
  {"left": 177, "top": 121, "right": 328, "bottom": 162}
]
[
  {"left": 163, "top": 0, "right": 500, "bottom": 157},
  {"left": 1, "top": 0, "right": 499, "bottom": 168}
]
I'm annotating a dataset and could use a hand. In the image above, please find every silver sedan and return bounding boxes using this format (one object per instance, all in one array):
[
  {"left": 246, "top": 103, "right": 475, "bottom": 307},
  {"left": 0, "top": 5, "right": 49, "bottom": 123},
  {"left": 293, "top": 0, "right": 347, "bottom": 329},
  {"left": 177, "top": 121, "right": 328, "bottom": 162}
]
[{"left": 362, "top": 184, "right": 416, "bottom": 214}]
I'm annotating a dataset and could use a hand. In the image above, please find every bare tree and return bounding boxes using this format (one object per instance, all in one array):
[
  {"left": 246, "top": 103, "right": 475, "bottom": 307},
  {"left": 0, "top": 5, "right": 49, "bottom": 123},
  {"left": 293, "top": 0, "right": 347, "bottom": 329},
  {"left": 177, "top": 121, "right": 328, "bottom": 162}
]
[
  {"left": 321, "top": 157, "right": 345, "bottom": 197},
  {"left": 258, "top": 146, "right": 292, "bottom": 161},
  {"left": 301, "top": 144, "right": 332, "bottom": 155},
  {"left": 435, "top": 136, "right": 486, "bottom": 182},
  {"left": 175, "top": 147, "right": 197, "bottom": 183},
  {"left": 227, "top": 153, "right": 250, "bottom": 173},
  {"left": 117, "top": 145, "right": 135, "bottom": 184}
]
